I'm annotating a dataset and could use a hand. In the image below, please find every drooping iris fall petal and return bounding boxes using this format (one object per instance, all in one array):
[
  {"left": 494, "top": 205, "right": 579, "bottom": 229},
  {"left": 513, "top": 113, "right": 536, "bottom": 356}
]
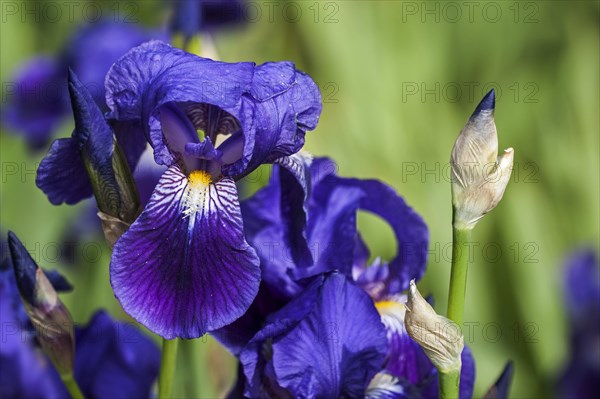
[{"left": 110, "top": 166, "right": 261, "bottom": 338}]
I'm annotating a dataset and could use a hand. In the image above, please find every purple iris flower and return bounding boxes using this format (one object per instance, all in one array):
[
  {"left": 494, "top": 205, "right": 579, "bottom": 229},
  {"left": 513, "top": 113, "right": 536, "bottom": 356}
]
[
  {"left": 241, "top": 271, "right": 389, "bottom": 398},
  {"left": 221, "top": 157, "right": 475, "bottom": 398},
  {"left": 2, "top": 21, "right": 163, "bottom": 150},
  {"left": 170, "top": 0, "right": 245, "bottom": 41},
  {"left": 103, "top": 41, "right": 321, "bottom": 339},
  {"left": 216, "top": 156, "right": 429, "bottom": 350},
  {"left": 0, "top": 235, "right": 160, "bottom": 399},
  {"left": 557, "top": 250, "right": 600, "bottom": 398}
]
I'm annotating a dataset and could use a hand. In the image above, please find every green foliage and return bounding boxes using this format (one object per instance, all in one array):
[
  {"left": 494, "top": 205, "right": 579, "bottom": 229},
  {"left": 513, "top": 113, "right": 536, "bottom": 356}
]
[{"left": 1, "top": 1, "right": 598, "bottom": 397}]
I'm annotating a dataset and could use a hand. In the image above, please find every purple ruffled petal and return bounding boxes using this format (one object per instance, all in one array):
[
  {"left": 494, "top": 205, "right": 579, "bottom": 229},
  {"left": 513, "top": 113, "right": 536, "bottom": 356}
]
[
  {"left": 273, "top": 154, "right": 314, "bottom": 269},
  {"left": 340, "top": 178, "right": 429, "bottom": 294},
  {"left": 241, "top": 272, "right": 388, "bottom": 398},
  {"left": 110, "top": 165, "right": 260, "bottom": 338},
  {"left": 106, "top": 41, "right": 255, "bottom": 167},
  {"left": 36, "top": 137, "right": 93, "bottom": 205},
  {"left": 240, "top": 155, "right": 314, "bottom": 301},
  {"left": 112, "top": 118, "right": 149, "bottom": 173},
  {"left": 73, "top": 311, "right": 160, "bottom": 399},
  {"left": 133, "top": 149, "right": 168, "bottom": 207},
  {"left": 106, "top": 41, "right": 322, "bottom": 178},
  {"left": 230, "top": 64, "right": 322, "bottom": 178}
]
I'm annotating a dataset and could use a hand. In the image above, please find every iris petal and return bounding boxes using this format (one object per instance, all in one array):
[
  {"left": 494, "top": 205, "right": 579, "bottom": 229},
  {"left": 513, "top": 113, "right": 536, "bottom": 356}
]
[
  {"left": 344, "top": 178, "right": 429, "bottom": 294},
  {"left": 73, "top": 311, "right": 160, "bottom": 399},
  {"left": 376, "top": 298, "right": 435, "bottom": 384},
  {"left": 105, "top": 41, "right": 255, "bottom": 167},
  {"left": 366, "top": 373, "right": 413, "bottom": 399},
  {"left": 241, "top": 272, "right": 388, "bottom": 398},
  {"left": 110, "top": 165, "right": 260, "bottom": 339},
  {"left": 308, "top": 164, "right": 429, "bottom": 294},
  {"left": 36, "top": 137, "right": 93, "bottom": 205},
  {"left": 240, "top": 155, "right": 314, "bottom": 301},
  {"left": 232, "top": 64, "right": 322, "bottom": 178},
  {"left": 160, "top": 103, "right": 201, "bottom": 169},
  {"left": 106, "top": 41, "right": 321, "bottom": 178}
]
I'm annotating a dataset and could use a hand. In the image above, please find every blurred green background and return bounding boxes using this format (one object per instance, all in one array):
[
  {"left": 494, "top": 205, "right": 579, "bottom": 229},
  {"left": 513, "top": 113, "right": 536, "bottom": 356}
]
[{"left": 1, "top": 1, "right": 598, "bottom": 397}]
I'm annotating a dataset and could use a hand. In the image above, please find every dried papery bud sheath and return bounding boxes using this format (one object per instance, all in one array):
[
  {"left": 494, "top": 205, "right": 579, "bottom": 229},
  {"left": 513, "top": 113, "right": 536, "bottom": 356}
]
[
  {"left": 7, "top": 232, "right": 75, "bottom": 375},
  {"left": 98, "top": 211, "right": 132, "bottom": 248},
  {"left": 67, "top": 69, "right": 140, "bottom": 245},
  {"left": 451, "top": 89, "right": 514, "bottom": 230},
  {"left": 404, "top": 280, "right": 464, "bottom": 374}
]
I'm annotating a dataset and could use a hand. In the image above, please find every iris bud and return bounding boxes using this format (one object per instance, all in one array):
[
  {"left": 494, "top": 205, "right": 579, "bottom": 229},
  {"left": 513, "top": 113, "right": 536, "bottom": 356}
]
[
  {"left": 451, "top": 89, "right": 514, "bottom": 230},
  {"left": 483, "top": 361, "right": 514, "bottom": 399},
  {"left": 67, "top": 69, "right": 140, "bottom": 246},
  {"left": 8, "top": 232, "right": 75, "bottom": 375},
  {"left": 404, "top": 280, "right": 464, "bottom": 374}
]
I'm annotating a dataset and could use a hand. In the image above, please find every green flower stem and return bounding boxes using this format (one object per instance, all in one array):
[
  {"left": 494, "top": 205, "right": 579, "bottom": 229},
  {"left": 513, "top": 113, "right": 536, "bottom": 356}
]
[
  {"left": 439, "top": 369, "right": 461, "bottom": 399},
  {"left": 447, "top": 226, "right": 471, "bottom": 326},
  {"left": 158, "top": 338, "right": 179, "bottom": 399},
  {"left": 440, "top": 225, "right": 471, "bottom": 399},
  {"left": 60, "top": 372, "right": 84, "bottom": 399}
]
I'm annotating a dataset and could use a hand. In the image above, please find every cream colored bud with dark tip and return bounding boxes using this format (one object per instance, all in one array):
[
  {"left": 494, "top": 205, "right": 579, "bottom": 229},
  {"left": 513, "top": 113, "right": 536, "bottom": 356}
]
[
  {"left": 451, "top": 89, "right": 514, "bottom": 230},
  {"left": 404, "top": 280, "right": 464, "bottom": 374}
]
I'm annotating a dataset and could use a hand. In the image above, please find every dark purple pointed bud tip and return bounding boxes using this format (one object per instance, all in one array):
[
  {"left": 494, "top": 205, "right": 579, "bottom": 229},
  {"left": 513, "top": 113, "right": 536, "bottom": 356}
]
[
  {"left": 484, "top": 361, "right": 514, "bottom": 399},
  {"left": 472, "top": 89, "right": 495, "bottom": 117},
  {"left": 67, "top": 68, "right": 88, "bottom": 105},
  {"left": 498, "top": 361, "right": 514, "bottom": 386},
  {"left": 7, "top": 231, "right": 38, "bottom": 303}
]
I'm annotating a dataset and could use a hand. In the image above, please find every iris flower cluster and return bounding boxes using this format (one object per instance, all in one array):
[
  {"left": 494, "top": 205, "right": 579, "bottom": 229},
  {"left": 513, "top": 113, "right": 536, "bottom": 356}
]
[
  {"left": 21, "top": 39, "right": 476, "bottom": 398},
  {"left": 5, "top": 8, "right": 595, "bottom": 398}
]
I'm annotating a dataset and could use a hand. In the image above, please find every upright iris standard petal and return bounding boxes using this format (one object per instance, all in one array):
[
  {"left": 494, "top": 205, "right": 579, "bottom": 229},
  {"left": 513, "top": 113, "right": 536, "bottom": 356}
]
[
  {"left": 105, "top": 41, "right": 322, "bottom": 178},
  {"left": 232, "top": 64, "right": 322, "bottom": 177},
  {"left": 306, "top": 172, "right": 428, "bottom": 294},
  {"left": 249, "top": 156, "right": 428, "bottom": 294},
  {"left": 239, "top": 154, "right": 314, "bottom": 301},
  {"left": 303, "top": 176, "right": 364, "bottom": 276},
  {"left": 105, "top": 40, "right": 255, "bottom": 167},
  {"left": 110, "top": 165, "right": 261, "bottom": 339},
  {"left": 241, "top": 272, "right": 388, "bottom": 398}
]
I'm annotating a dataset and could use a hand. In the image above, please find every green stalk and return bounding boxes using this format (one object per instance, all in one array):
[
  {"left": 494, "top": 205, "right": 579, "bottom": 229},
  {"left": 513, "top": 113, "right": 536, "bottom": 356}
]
[
  {"left": 158, "top": 338, "right": 179, "bottom": 399},
  {"left": 60, "top": 372, "right": 84, "bottom": 399},
  {"left": 440, "top": 219, "right": 471, "bottom": 399},
  {"left": 439, "top": 369, "right": 460, "bottom": 399},
  {"left": 447, "top": 226, "right": 471, "bottom": 326}
]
